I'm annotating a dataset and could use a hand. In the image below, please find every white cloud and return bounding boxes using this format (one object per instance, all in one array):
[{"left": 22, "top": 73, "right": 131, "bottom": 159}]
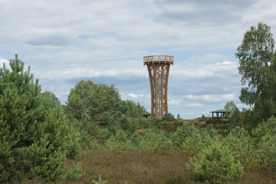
[
  {"left": 168, "top": 99, "right": 182, "bottom": 105},
  {"left": 128, "top": 93, "right": 138, "bottom": 98},
  {"left": 0, "top": 58, "right": 10, "bottom": 69},
  {"left": 186, "top": 103, "right": 203, "bottom": 107},
  {"left": 184, "top": 94, "right": 238, "bottom": 102}
]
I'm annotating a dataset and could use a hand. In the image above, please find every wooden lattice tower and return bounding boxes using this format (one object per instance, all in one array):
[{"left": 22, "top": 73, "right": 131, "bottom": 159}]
[{"left": 143, "top": 55, "right": 174, "bottom": 118}]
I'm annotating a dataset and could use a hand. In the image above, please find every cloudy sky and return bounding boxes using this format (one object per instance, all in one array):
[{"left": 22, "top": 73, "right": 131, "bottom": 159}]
[{"left": 1, "top": 0, "right": 276, "bottom": 119}]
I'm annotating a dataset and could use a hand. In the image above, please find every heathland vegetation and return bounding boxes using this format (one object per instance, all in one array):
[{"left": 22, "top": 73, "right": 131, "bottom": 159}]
[{"left": 1, "top": 22, "right": 276, "bottom": 183}]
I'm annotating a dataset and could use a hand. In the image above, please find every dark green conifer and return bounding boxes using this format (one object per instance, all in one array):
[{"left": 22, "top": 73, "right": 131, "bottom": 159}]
[{"left": 0, "top": 54, "right": 82, "bottom": 182}]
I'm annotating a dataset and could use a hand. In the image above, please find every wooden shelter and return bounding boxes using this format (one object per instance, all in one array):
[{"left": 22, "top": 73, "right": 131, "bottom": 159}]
[
  {"left": 144, "top": 55, "right": 174, "bottom": 119},
  {"left": 142, "top": 113, "right": 151, "bottom": 118},
  {"left": 210, "top": 109, "right": 232, "bottom": 118}
]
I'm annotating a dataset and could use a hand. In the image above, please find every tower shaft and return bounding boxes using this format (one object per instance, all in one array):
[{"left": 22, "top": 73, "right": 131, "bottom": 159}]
[{"left": 144, "top": 55, "right": 174, "bottom": 119}]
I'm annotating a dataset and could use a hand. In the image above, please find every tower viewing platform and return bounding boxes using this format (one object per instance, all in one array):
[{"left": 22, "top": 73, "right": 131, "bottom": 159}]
[{"left": 143, "top": 55, "right": 174, "bottom": 119}]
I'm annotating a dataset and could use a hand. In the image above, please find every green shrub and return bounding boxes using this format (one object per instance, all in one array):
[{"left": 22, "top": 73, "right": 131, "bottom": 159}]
[
  {"left": 199, "top": 114, "right": 207, "bottom": 121},
  {"left": 157, "top": 121, "right": 163, "bottom": 129},
  {"left": 177, "top": 114, "right": 182, "bottom": 119},
  {"left": 127, "top": 120, "right": 140, "bottom": 135},
  {"left": 141, "top": 128, "right": 174, "bottom": 155},
  {"left": 105, "top": 116, "right": 118, "bottom": 139},
  {"left": 173, "top": 122, "right": 201, "bottom": 147},
  {"left": 64, "top": 162, "right": 85, "bottom": 182},
  {"left": 99, "top": 111, "right": 110, "bottom": 125},
  {"left": 143, "top": 120, "right": 151, "bottom": 129},
  {"left": 162, "top": 113, "right": 175, "bottom": 120},
  {"left": 168, "top": 122, "right": 175, "bottom": 128},
  {"left": 181, "top": 134, "right": 212, "bottom": 156},
  {"left": 120, "top": 116, "right": 130, "bottom": 130},
  {"left": 187, "top": 139, "right": 244, "bottom": 183},
  {"left": 205, "top": 124, "right": 219, "bottom": 138},
  {"left": 253, "top": 133, "right": 276, "bottom": 170},
  {"left": 231, "top": 108, "right": 241, "bottom": 119},
  {"left": 92, "top": 174, "right": 108, "bottom": 184},
  {"left": 251, "top": 116, "right": 276, "bottom": 146},
  {"left": 222, "top": 126, "right": 255, "bottom": 167}
]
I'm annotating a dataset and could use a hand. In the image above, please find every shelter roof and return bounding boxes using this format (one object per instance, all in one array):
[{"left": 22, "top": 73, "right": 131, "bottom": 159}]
[{"left": 210, "top": 109, "right": 232, "bottom": 113}]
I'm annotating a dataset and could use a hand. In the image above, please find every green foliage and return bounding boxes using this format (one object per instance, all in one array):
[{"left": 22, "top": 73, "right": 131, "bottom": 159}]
[
  {"left": 222, "top": 126, "right": 255, "bottom": 167},
  {"left": 187, "top": 139, "right": 244, "bottom": 183},
  {"left": 143, "top": 120, "right": 152, "bottom": 129},
  {"left": 65, "top": 80, "right": 147, "bottom": 120},
  {"left": 127, "top": 119, "right": 140, "bottom": 135},
  {"left": 92, "top": 174, "right": 108, "bottom": 184},
  {"left": 177, "top": 113, "right": 181, "bottom": 119},
  {"left": 0, "top": 55, "right": 90, "bottom": 182},
  {"left": 157, "top": 121, "right": 163, "bottom": 129},
  {"left": 105, "top": 116, "right": 118, "bottom": 139},
  {"left": 224, "top": 101, "right": 237, "bottom": 114},
  {"left": 236, "top": 22, "right": 276, "bottom": 127},
  {"left": 141, "top": 127, "right": 174, "bottom": 154},
  {"left": 40, "top": 90, "right": 60, "bottom": 109},
  {"left": 173, "top": 122, "right": 201, "bottom": 147},
  {"left": 99, "top": 111, "right": 110, "bottom": 125},
  {"left": 251, "top": 116, "right": 276, "bottom": 146},
  {"left": 64, "top": 162, "right": 85, "bottom": 182},
  {"left": 205, "top": 124, "right": 219, "bottom": 138},
  {"left": 120, "top": 116, "right": 130, "bottom": 130},
  {"left": 222, "top": 120, "right": 238, "bottom": 137},
  {"left": 231, "top": 108, "right": 241, "bottom": 119},
  {"left": 254, "top": 133, "right": 276, "bottom": 170},
  {"left": 199, "top": 114, "right": 207, "bottom": 121},
  {"left": 0, "top": 55, "right": 71, "bottom": 182},
  {"left": 165, "top": 175, "right": 186, "bottom": 184},
  {"left": 180, "top": 133, "right": 212, "bottom": 156},
  {"left": 162, "top": 113, "right": 175, "bottom": 120},
  {"left": 122, "top": 100, "right": 148, "bottom": 118},
  {"left": 65, "top": 80, "right": 121, "bottom": 120}
]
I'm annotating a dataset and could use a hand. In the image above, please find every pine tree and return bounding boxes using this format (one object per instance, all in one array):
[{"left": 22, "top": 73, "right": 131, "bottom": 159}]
[{"left": 0, "top": 54, "right": 80, "bottom": 182}]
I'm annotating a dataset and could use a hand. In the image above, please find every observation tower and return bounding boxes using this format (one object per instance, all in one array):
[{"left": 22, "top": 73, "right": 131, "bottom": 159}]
[{"left": 143, "top": 55, "right": 174, "bottom": 118}]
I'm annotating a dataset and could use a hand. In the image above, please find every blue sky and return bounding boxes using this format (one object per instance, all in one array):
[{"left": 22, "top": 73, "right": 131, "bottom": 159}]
[{"left": 0, "top": 0, "right": 276, "bottom": 119}]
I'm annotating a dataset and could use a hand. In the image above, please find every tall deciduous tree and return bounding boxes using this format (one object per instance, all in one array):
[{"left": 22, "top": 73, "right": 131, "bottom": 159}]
[
  {"left": 224, "top": 101, "right": 238, "bottom": 112},
  {"left": 65, "top": 80, "right": 147, "bottom": 120},
  {"left": 236, "top": 22, "right": 276, "bottom": 127}
]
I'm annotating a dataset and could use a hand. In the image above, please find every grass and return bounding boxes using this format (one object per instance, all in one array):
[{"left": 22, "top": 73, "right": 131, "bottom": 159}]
[{"left": 21, "top": 149, "right": 276, "bottom": 184}]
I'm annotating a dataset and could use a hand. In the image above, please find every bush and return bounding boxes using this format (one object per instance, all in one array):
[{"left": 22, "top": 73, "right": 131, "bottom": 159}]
[
  {"left": 143, "top": 120, "right": 152, "bottom": 129},
  {"left": 253, "top": 133, "right": 276, "bottom": 170},
  {"left": 99, "top": 111, "right": 110, "bottom": 125},
  {"left": 105, "top": 116, "right": 118, "bottom": 139},
  {"left": 231, "top": 108, "right": 241, "bottom": 119},
  {"left": 92, "top": 175, "right": 108, "bottom": 184},
  {"left": 251, "top": 116, "right": 276, "bottom": 146},
  {"left": 222, "top": 126, "right": 255, "bottom": 167},
  {"left": 127, "top": 120, "right": 140, "bottom": 135},
  {"left": 173, "top": 122, "right": 201, "bottom": 147},
  {"left": 162, "top": 113, "right": 175, "bottom": 120},
  {"left": 199, "top": 114, "right": 207, "bottom": 121},
  {"left": 120, "top": 116, "right": 130, "bottom": 130},
  {"left": 187, "top": 139, "right": 244, "bottom": 183},
  {"left": 64, "top": 162, "right": 85, "bottom": 182}
]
